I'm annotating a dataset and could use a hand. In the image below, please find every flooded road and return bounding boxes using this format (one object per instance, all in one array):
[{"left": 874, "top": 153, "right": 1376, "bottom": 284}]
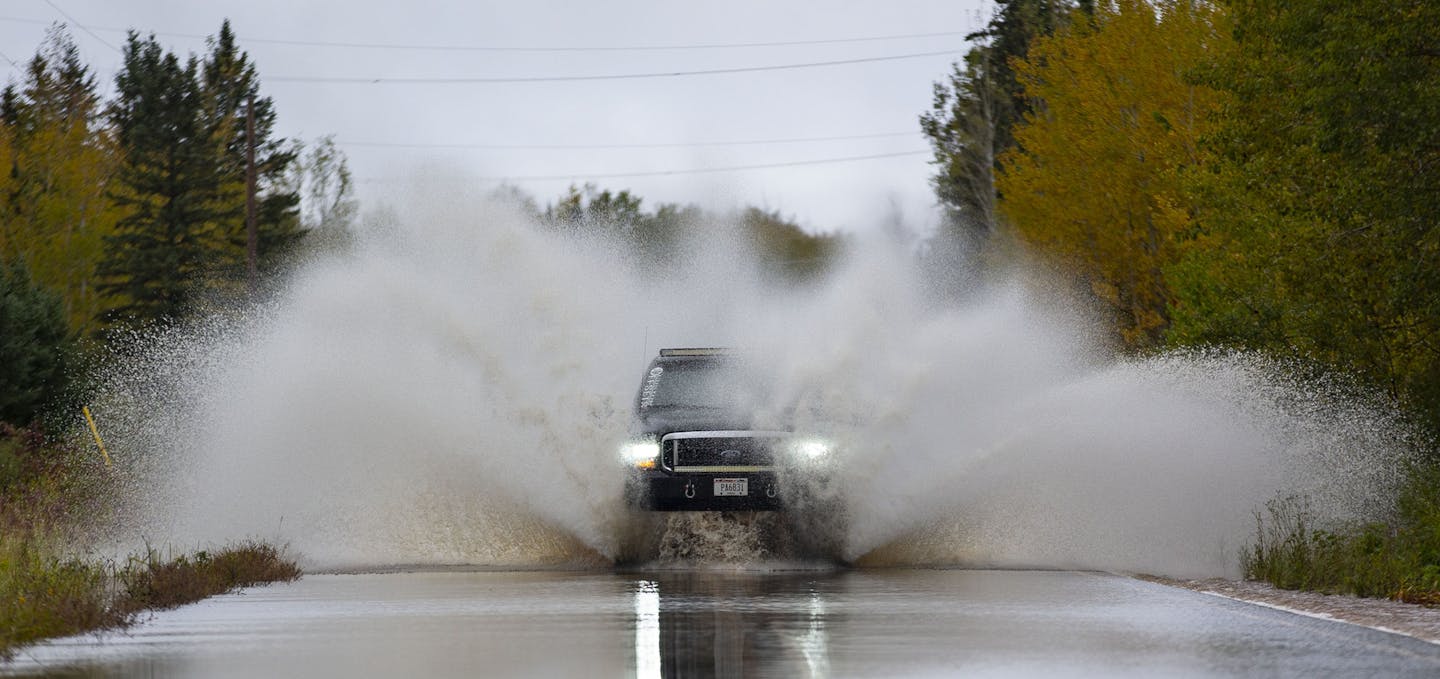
[{"left": 7, "top": 569, "right": 1440, "bottom": 678}]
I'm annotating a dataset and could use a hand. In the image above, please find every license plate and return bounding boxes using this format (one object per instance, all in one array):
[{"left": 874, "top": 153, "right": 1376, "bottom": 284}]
[{"left": 713, "top": 478, "right": 748, "bottom": 497}]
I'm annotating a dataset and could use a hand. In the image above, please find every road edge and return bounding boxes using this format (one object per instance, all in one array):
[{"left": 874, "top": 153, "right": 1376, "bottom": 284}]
[{"left": 1135, "top": 574, "right": 1440, "bottom": 646}]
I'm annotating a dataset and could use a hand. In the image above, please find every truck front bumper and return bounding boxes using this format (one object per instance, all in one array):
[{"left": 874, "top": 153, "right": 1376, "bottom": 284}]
[{"left": 629, "top": 472, "right": 783, "bottom": 511}]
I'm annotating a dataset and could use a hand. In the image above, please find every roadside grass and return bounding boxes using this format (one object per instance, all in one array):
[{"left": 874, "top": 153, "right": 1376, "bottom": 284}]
[
  {"left": 0, "top": 532, "right": 123, "bottom": 657},
  {"left": 1244, "top": 465, "right": 1440, "bottom": 604},
  {"left": 0, "top": 426, "right": 301, "bottom": 660},
  {"left": 114, "top": 541, "right": 302, "bottom": 616},
  {"left": 2, "top": 537, "right": 300, "bottom": 660}
]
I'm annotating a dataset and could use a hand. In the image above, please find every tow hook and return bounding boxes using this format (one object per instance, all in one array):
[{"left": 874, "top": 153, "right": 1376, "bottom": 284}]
[
  {"left": 766, "top": 485, "right": 778, "bottom": 499},
  {"left": 684, "top": 483, "right": 696, "bottom": 499}
]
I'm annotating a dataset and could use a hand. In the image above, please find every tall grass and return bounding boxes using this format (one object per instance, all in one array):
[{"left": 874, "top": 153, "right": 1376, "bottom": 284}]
[
  {"left": 0, "top": 532, "right": 123, "bottom": 655},
  {"left": 1, "top": 536, "right": 301, "bottom": 659},
  {"left": 1244, "top": 465, "right": 1440, "bottom": 604},
  {"left": 0, "top": 426, "right": 301, "bottom": 659},
  {"left": 114, "top": 541, "right": 302, "bottom": 616}
]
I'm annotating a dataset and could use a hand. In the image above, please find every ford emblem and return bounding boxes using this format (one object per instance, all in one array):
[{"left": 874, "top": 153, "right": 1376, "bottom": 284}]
[{"left": 720, "top": 449, "right": 742, "bottom": 460}]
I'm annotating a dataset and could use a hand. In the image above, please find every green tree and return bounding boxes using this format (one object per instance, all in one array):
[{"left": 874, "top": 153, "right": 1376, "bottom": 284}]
[
  {"left": 1169, "top": 0, "right": 1440, "bottom": 430},
  {"left": 0, "top": 258, "right": 70, "bottom": 426},
  {"left": 543, "top": 183, "right": 706, "bottom": 266},
  {"left": 539, "top": 185, "right": 837, "bottom": 279},
  {"left": 544, "top": 183, "right": 645, "bottom": 234},
  {"left": 291, "top": 136, "right": 356, "bottom": 231},
  {"left": 922, "top": 0, "right": 1078, "bottom": 254},
  {"left": 638, "top": 202, "right": 703, "bottom": 266},
  {"left": 97, "top": 33, "right": 226, "bottom": 330},
  {"left": 970, "top": 0, "right": 1077, "bottom": 156},
  {"left": 200, "top": 20, "right": 302, "bottom": 278},
  {"left": 921, "top": 49, "right": 1001, "bottom": 248},
  {"left": 97, "top": 24, "right": 303, "bottom": 331},
  {"left": 98, "top": 23, "right": 304, "bottom": 330},
  {"left": 282, "top": 135, "right": 358, "bottom": 254},
  {"left": 740, "top": 207, "right": 843, "bottom": 283}
]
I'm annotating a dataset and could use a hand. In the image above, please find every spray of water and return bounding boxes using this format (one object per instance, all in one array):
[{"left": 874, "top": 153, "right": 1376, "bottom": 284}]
[{"left": 91, "top": 183, "right": 1418, "bottom": 578}]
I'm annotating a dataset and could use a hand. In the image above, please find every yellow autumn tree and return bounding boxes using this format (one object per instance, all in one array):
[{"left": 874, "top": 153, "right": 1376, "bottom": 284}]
[
  {"left": 6, "top": 111, "right": 122, "bottom": 335},
  {"left": 0, "top": 26, "right": 122, "bottom": 335},
  {"left": 996, "top": 0, "right": 1228, "bottom": 348}
]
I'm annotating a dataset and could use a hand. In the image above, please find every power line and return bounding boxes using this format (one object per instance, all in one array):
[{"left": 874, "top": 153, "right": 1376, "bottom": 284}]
[
  {"left": 361, "top": 150, "right": 930, "bottom": 183},
  {"left": 228, "top": 31, "right": 968, "bottom": 53},
  {"left": 338, "top": 131, "right": 920, "bottom": 151},
  {"left": 1, "top": 15, "right": 967, "bottom": 53},
  {"left": 38, "top": 0, "right": 119, "bottom": 53},
  {"left": 481, "top": 148, "right": 929, "bottom": 180},
  {"left": 270, "top": 50, "right": 962, "bottom": 85},
  {"left": 0, "top": 47, "right": 21, "bottom": 70}
]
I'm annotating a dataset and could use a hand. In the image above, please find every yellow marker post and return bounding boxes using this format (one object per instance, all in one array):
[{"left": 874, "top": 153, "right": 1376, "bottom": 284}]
[{"left": 82, "top": 406, "right": 112, "bottom": 467}]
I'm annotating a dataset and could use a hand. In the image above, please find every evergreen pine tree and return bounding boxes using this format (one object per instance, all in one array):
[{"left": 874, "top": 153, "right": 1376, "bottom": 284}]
[
  {"left": 0, "top": 257, "right": 70, "bottom": 425},
  {"left": 98, "top": 33, "right": 225, "bottom": 330},
  {"left": 974, "top": 0, "right": 1073, "bottom": 155},
  {"left": 9, "top": 25, "right": 99, "bottom": 136},
  {"left": 922, "top": 0, "right": 1078, "bottom": 256},
  {"left": 201, "top": 20, "right": 301, "bottom": 279}
]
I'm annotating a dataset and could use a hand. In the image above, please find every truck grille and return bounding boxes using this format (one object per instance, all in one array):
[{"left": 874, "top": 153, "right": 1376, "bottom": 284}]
[{"left": 662, "top": 431, "right": 787, "bottom": 472}]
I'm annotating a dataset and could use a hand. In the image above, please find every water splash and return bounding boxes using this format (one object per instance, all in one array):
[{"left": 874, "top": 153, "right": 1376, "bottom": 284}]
[{"left": 92, "top": 183, "right": 1419, "bottom": 578}]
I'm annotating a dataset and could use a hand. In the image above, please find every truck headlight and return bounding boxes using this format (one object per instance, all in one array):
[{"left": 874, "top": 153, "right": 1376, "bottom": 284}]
[
  {"left": 621, "top": 441, "right": 660, "bottom": 470},
  {"left": 792, "top": 438, "right": 833, "bottom": 460}
]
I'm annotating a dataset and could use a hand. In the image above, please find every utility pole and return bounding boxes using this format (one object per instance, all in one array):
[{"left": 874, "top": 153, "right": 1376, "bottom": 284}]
[{"left": 245, "top": 94, "right": 258, "bottom": 298}]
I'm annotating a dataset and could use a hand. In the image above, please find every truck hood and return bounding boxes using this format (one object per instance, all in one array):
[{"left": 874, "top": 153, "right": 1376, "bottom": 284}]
[{"left": 635, "top": 407, "right": 787, "bottom": 436}]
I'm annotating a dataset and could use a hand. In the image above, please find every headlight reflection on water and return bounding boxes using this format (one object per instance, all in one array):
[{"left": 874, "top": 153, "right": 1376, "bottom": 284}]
[
  {"left": 629, "top": 578, "right": 833, "bottom": 678},
  {"left": 801, "top": 590, "right": 830, "bottom": 678},
  {"left": 634, "top": 581, "right": 661, "bottom": 679}
]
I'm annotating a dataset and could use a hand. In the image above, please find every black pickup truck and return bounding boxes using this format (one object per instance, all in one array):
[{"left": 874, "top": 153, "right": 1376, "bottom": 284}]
[{"left": 620, "top": 348, "right": 835, "bottom": 511}]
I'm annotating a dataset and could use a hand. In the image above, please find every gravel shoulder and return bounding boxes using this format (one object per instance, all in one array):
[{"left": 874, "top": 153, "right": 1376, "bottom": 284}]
[{"left": 1139, "top": 575, "right": 1440, "bottom": 644}]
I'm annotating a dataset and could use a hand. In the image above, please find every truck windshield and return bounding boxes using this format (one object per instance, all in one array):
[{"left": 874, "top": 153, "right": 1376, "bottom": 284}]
[{"left": 643, "top": 361, "right": 767, "bottom": 410}]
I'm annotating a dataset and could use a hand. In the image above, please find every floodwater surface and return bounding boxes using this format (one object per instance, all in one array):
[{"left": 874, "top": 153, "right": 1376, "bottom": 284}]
[{"left": 7, "top": 569, "right": 1440, "bottom": 678}]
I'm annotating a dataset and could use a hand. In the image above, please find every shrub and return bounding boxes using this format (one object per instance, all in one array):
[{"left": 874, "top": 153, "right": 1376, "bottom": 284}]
[{"left": 0, "top": 258, "right": 72, "bottom": 428}]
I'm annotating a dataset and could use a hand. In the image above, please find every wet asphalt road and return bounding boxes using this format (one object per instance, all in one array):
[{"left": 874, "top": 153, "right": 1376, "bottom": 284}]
[{"left": 6, "top": 569, "right": 1440, "bottom": 678}]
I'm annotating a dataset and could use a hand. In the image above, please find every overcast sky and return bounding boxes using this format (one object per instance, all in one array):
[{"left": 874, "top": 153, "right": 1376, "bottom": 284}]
[{"left": 1, "top": 0, "right": 990, "bottom": 234}]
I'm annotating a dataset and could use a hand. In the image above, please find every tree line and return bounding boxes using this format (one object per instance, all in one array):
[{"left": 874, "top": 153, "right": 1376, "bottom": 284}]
[
  {"left": 0, "top": 22, "right": 844, "bottom": 429},
  {"left": 923, "top": 0, "right": 1440, "bottom": 434},
  {"left": 513, "top": 183, "right": 843, "bottom": 283},
  {"left": 0, "top": 22, "right": 356, "bottom": 426}
]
